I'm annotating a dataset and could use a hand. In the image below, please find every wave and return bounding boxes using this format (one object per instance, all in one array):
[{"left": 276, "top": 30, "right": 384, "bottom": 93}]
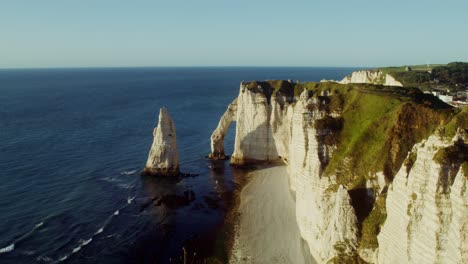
[
  {"left": 117, "top": 183, "right": 134, "bottom": 189},
  {"left": 114, "top": 210, "right": 119, "bottom": 216},
  {"left": 127, "top": 196, "right": 135, "bottom": 204},
  {"left": 120, "top": 170, "right": 137, "bottom": 175},
  {"left": 0, "top": 244, "right": 14, "bottom": 254},
  {"left": 70, "top": 238, "right": 93, "bottom": 255},
  {"left": 36, "top": 255, "right": 53, "bottom": 262},
  {"left": 0, "top": 221, "right": 44, "bottom": 254},
  {"left": 71, "top": 246, "right": 81, "bottom": 253},
  {"left": 19, "top": 249, "right": 35, "bottom": 256},
  {"left": 101, "top": 177, "right": 121, "bottom": 183},
  {"left": 80, "top": 238, "right": 92, "bottom": 246},
  {"left": 94, "top": 228, "right": 104, "bottom": 235}
]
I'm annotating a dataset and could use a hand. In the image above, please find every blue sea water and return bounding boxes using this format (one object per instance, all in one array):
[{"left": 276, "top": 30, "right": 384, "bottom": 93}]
[{"left": 0, "top": 67, "right": 357, "bottom": 263}]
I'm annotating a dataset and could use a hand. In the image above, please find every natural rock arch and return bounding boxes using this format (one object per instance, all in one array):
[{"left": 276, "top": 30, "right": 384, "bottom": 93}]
[{"left": 208, "top": 98, "right": 237, "bottom": 160}]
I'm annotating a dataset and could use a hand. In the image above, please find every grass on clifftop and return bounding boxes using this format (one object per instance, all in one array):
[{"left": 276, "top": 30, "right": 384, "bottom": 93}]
[
  {"left": 439, "top": 106, "right": 468, "bottom": 140},
  {"left": 302, "top": 82, "right": 454, "bottom": 187},
  {"left": 243, "top": 80, "right": 463, "bottom": 253},
  {"left": 379, "top": 62, "right": 468, "bottom": 91},
  {"left": 244, "top": 80, "right": 457, "bottom": 186},
  {"left": 244, "top": 80, "right": 457, "bottom": 187}
]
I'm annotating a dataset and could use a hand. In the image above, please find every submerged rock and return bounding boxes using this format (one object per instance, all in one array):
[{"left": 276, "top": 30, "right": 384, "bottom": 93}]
[{"left": 142, "top": 107, "right": 179, "bottom": 176}]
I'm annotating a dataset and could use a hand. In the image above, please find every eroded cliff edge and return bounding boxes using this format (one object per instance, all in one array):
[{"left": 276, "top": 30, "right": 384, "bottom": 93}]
[{"left": 210, "top": 80, "right": 467, "bottom": 263}]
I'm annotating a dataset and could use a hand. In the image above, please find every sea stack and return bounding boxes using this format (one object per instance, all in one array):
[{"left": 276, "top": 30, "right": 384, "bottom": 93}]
[{"left": 142, "top": 107, "right": 179, "bottom": 176}]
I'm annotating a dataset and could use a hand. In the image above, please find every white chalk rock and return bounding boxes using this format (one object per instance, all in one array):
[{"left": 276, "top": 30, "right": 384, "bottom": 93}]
[
  {"left": 289, "top": 91, "right": 358, "bottom": 262},
  {"left": 376, "top": 135, "right": 467, "bottom": 264},
  {"left": 209, "top": 98, "right": 237, "bottom": 159},
  {"left": 210, "top": 80, "right": 467, "bottom": 263},
  {"left": 142, "top": 107, "right": 179, "bottom": 176},
  {"left": 339, "top": 70, "right": 403, "bottom": 87}
]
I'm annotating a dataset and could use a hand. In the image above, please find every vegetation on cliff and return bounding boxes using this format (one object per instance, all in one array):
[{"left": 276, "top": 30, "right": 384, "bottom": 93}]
[
  {"left": 380, "top": 62, "right": 468, "bottom": 91},
  {"left": 242, "top": 80, "right": 466, "bottom": 260},
  {"left": 359, "top": 194, "right": 387, "bottom": 249},
  {"left": 243, "top": 80, "right": 459, "bottom": 187},
  {"left": 298, "top": 82, "right": 455, "bottom": 187}
]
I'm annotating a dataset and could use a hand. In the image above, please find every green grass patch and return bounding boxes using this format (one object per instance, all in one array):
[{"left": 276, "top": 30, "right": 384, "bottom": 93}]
[
  {"left": 359, "top": 194, "right": 387, "bottom": 249},
  {"left": 243, "top": 80, "right": 456, "bottom": 186},
  {"left": 439, "top": 107, "right": 468, "bottom": 140}
]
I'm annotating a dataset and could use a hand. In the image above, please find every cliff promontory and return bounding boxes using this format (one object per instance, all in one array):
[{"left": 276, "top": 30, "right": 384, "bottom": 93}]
[
  {"left": 211, "top": 80, "right": 467, "bottom": 263},
  {"left": 339, "top": 70, "right": 403, "bottom": 87},
  {"left": 142, "top": 107, "right": 179, "bottom": 176}
]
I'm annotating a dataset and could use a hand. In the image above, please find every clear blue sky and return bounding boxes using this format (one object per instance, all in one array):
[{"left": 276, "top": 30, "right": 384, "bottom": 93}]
[{"left": 1, "top": 0, "right": 467, "bottom": 68}]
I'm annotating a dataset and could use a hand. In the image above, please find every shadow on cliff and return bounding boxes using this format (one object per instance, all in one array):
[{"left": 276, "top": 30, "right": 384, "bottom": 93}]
[
  {"left": 231, "top": 121, "right": 283, "bottom": 166},
  {"left": 348, "top": 188, "right": 375, "bottom": 223}
]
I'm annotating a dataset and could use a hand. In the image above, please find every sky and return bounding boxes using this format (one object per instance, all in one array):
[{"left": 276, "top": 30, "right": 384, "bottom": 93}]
[{"left": 1, "top": 0, "right": 467, "bottom": 68}]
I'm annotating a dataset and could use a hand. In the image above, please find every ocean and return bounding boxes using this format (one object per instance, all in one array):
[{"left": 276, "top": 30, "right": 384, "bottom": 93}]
[{"left": 0, "top": 67, "right": 357, "bottom": 263}]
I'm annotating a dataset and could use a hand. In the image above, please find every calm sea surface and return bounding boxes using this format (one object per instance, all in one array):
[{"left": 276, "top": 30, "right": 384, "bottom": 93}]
[{"left": 0, "top": 67, "right": 357, "bottom": 263}]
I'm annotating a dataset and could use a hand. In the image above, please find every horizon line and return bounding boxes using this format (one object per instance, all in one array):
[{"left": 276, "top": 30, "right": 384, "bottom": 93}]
[{"left": 0, "top": 63, "right": 449, "bottom": 70}]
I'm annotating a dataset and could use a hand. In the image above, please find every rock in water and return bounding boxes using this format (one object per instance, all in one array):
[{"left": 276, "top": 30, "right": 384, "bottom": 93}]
[{"left": 142, "top": 107, "right": 179, "bottom": 176}]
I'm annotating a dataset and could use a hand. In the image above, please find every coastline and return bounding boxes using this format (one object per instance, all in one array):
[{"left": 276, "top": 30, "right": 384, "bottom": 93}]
[{"left": 229, "top": 165, "right": 316, "bottom": 264}]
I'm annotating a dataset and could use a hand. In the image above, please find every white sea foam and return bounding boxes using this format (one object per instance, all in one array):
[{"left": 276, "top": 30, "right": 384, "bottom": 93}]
[
  {"left": 118, "top": 183, "right": 134, "bottom": 189},
  {"left": 114, "top": 210, "right": 119, "bottom": 215},
  {"left": 58, "top": 255, "right": 68, "bottom": 261},
  {"left": 0, "top": 221, "right": 45, "bottom": 254},
  {"left": 81, "top": 238, "right": 92, "bottom": 246},
  {"left": 127, "top": 196, "right": 135, "bottom": 204},
  {"left": 95, "top": 228, "right": 104, "bottom": 235},
  {"left": 36, "top": 255, "right": 53, "bottom": 262},
  {"left": 0, "top": 244, "right": 15, "bottom": 254},
  {"left": 72, "top": 246, "right": 81, "bottom": 253},
  {"left": 20, "top": 249, "right": 35, "bottom": 255},
  {"left": 121, "top": 170, "right": 136, "bottom": 175},
  {"left": 101, "top": 177, "right": 121, "bottom": 183}
]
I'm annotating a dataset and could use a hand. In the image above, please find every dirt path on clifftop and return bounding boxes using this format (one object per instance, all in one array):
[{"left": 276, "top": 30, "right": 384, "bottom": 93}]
[{"left": 230, "top": 166, "right": 316, "bottom": 264}]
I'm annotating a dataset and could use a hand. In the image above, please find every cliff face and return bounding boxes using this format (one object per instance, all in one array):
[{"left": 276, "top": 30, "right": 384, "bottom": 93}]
[
  {"left": 209, "top": 99, "right": 237, "bottom": 160},
  {"left": 210, "top": 82, "right": 360, "bottom": 262},
  {"left": 289, "top": 91, "right": 359, "bottom": 261},
  {"left": 142, "top": 107, "right": 179, "bottom": 176},
  {"left": 211, "top": 80, "right": 466, "bottom": 263},
  {"left": 377, "top": 134, "right": 467, "bottom": 263},
  {"left": 339, "top": 70, "right": 403, "bottom": 87}
]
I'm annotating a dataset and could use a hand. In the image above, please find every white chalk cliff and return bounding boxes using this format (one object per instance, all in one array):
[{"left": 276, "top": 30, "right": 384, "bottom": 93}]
[
  {"left": 211, "top": 81, "right": 467, "bottom": 263},
  {"left": 143, "top": 107, "right": 179, "bottom": 176},
  {"left": 211, "top": 82, "right": 358, "bottom": 262},
  {"left": 339, "top": 70, "right": 403, "bottom": 87},
  {"left": 209, "top": 99, "right": 237, "bottom": 160},
  {"left": 377, "top": 134, "right": 467, "bottom": 264}
]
